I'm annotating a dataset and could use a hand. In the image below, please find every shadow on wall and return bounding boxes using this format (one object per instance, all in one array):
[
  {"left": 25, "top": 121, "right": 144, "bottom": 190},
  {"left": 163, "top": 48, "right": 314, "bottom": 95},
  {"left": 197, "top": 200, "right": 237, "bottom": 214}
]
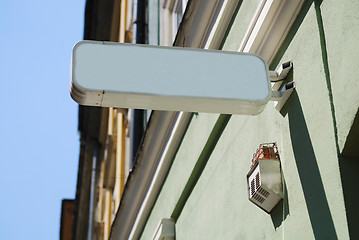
[
  {"left": 270, "top": 0, "right": 314, "bottom": 69},
  {"left": 340, "top": 108, "right": 359, "bottom": 239},
  {"left": 270, "top": 176, "right": 289, "bottom": 229},
  {"left": 287, "top": 92, "right": 337, "bottom": 239},
  {"left": 339, "top": 155, "right": 359, "bottom": 239},
  {"left": 269, "top": 0, "right": 358, "bottom": 237}
]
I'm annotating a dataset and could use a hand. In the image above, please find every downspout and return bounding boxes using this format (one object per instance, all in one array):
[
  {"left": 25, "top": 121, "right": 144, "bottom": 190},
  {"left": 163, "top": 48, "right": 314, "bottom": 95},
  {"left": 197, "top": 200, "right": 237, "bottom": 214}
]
[
  {"left": 130, "top": 0, "right": 147, "bottom": 168},
  {"left": 87, "top": 145, "right": 98, "bottom": 240},
  {"left": 133, "top": 0, "right": 147, "bottom": 44}
]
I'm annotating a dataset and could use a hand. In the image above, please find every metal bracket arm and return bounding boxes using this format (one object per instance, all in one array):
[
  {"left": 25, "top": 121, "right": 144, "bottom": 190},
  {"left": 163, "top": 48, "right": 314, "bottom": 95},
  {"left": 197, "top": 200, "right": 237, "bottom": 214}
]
[
  {"left": 270, "top": 61, "right": 293, "bottom": 93},
  {"left": 271, "top": 81, "right": 295, "bottom": 101},
  {"left": 271, "top": 81, "right": 295, "bottom": 111},
  {"left": 269, "top": 61, "right": 295, "bottom": 112},
  {"left": 269, "top": 61, "right": 293, "bottom": 82}
]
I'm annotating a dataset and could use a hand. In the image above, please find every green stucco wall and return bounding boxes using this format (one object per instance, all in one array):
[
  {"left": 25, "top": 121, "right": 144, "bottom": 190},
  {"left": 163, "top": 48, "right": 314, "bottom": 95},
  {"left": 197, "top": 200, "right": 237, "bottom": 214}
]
[
  {"left": 221, "top": 0, "right": 261, "bottom": 51},
  {"left": 140, "top": 1, "right": 359, "bottom": 239},
  {"left": 140, "top": 113, "right": 220, "bottom": 239}
]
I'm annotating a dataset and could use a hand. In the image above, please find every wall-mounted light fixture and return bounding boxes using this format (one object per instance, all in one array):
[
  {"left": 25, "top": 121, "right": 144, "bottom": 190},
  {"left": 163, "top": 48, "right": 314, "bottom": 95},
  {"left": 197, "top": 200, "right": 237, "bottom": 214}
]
[{"left": 247, "top": 143, "right": 283, "bottom": 213}]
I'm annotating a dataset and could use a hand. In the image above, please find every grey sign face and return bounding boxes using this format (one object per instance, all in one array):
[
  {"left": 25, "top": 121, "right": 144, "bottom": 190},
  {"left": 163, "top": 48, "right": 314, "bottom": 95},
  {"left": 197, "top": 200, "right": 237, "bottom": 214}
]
[{"left": 71, "top": 41, "right": 270, "bottom": 115}]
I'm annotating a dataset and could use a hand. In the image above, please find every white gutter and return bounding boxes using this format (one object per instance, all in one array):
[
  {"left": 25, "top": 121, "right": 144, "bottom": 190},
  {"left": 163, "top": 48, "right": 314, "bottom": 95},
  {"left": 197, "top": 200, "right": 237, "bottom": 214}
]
[
  {"left": 109, "top": 111, "right": 191, "bottom": 240},
  {"left": 128, "top": 112, "right": 192, "bottom": 239},
  {"left": 238, "top": 0, "right": 304, "bottom": 62},
  {"left": 204, "top": 0, "right": 241, "bottom": 50},
  {"left": 174, "top": 0, "right": 234, "bottom": 48}
]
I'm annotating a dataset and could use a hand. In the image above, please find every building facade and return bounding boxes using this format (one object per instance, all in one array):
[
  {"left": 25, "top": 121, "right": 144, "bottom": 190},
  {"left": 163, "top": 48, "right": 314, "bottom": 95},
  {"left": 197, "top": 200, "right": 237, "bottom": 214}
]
[{"left": 63, "top": 0, "right": 359, "bottom": 239}]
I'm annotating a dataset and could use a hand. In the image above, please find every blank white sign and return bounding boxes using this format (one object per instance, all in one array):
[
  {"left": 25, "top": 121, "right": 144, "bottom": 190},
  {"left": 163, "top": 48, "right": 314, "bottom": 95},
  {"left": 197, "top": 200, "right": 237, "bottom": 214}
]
[{"left": 70, "top": 41, "right": 271, "bottom": 115}]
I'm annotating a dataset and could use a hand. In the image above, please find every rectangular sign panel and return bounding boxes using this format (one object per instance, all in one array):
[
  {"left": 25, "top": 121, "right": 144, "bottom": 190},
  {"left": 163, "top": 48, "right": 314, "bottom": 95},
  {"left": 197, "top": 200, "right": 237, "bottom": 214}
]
[{"left": 70, "top": 41, "right": 271, "bottom": 115}]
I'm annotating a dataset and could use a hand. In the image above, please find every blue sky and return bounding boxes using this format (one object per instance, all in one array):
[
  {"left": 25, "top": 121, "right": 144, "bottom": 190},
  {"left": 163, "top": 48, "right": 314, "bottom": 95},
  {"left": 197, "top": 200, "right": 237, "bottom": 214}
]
[{"left": 0, "top": 0, "right": 85, "bottom": 239}]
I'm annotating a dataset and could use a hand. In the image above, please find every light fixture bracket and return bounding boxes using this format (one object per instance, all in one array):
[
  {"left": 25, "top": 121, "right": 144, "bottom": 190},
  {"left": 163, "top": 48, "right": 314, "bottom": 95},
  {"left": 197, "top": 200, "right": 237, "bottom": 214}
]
[{"left": 269, "top": 61, "right": 295, "bottom": 112}]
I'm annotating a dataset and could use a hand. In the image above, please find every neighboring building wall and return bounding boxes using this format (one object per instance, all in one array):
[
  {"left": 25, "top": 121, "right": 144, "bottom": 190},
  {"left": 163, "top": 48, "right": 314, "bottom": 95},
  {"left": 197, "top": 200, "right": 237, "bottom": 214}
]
[
  {"left": 70, "top": 0, "right": 133, "bottom": 239},
  {"left": 90, "top": 1, "right": 134, "bottom": 239},
  {"left": 94, "top": 108, "right": 129, "bottom": 240},
  {"left": 140, "top": 1, "right": 359, "bottom": 239},
  {"left": 60, "top": 200, "right": 75, "bottom": 240},
  {"left": 149, "top": 0, "right": 188, "bottom": 46}
]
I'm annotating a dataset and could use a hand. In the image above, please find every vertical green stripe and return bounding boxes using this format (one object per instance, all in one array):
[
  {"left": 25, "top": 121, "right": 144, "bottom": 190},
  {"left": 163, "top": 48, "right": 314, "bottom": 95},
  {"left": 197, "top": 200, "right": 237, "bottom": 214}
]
[
  {"left": 171, "top": 114, "right": 231, "bottom": 220},
  {"left": 314, "top": 1, "right": 340, "bottom": 155}
]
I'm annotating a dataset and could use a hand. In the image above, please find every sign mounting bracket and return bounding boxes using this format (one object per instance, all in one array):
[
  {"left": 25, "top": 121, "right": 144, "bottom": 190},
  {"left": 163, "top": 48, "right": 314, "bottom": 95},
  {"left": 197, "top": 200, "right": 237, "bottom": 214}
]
[{"left": 269, "top": 61, "right": 295, "bottom": 112}]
